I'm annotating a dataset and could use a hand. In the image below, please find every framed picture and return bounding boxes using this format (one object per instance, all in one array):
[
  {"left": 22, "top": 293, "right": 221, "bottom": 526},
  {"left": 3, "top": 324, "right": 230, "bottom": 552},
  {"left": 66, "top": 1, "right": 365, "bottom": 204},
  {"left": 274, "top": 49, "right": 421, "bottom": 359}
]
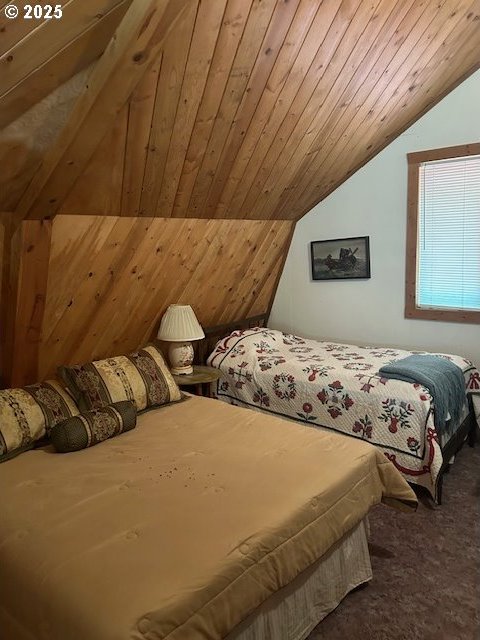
[{"left": 310, "top": 236, "right": 371, "bottom": 281}]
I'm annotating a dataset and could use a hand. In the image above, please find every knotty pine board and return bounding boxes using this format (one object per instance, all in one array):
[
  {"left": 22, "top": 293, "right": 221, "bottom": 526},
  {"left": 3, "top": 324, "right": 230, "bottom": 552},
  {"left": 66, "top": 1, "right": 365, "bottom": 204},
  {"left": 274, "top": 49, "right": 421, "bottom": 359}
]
[{"left": 37, "top": 215, "right": 293, "bottom": 379}]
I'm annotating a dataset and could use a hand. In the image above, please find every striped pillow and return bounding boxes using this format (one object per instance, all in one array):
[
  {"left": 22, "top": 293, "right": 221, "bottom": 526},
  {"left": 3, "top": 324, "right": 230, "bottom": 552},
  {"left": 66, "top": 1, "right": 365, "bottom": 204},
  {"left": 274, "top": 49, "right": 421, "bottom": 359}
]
[
  {"left": 51, "top": 401, "right": 136, "bottom": 452},
  {"left": 0, "top": 381, "right": 79, "bottom": 462},
  {"left": 59, "top": 345, "right": 181, "bottom": 412}
]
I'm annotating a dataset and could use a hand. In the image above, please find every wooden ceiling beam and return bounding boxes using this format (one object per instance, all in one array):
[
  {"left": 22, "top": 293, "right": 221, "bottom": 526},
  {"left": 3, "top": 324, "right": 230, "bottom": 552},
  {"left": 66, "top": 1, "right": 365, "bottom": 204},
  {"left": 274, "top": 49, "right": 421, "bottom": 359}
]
[{"left": 13, "top": 0, "right": 190, "bottom": 225}]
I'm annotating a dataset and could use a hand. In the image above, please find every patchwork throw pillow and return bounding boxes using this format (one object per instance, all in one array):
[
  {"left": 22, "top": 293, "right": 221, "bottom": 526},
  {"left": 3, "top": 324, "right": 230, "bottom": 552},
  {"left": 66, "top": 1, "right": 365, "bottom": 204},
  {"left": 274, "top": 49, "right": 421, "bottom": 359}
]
[
  {"left": 0, "top": 381, "right": 80, "bottom": 462},
  {"left": 59, "top": 344, "right": 181, "bottom": 412},
  {"left": 50, "top": 401, "right": 136, "bottom": 453}
]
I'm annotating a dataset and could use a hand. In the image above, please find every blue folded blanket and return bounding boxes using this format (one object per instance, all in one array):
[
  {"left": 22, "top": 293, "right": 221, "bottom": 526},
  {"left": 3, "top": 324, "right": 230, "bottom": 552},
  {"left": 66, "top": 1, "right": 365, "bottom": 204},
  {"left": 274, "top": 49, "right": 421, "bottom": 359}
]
[{"left": 379, "top": 354, "right": 466, "bottom": 433}]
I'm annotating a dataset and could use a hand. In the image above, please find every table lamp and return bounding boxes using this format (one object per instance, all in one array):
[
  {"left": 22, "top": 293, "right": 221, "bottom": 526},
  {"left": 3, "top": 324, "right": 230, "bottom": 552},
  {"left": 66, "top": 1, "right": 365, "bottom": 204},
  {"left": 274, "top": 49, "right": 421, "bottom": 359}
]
[{"left": 157, "top": 305, "right": 205, "bottom": 375}]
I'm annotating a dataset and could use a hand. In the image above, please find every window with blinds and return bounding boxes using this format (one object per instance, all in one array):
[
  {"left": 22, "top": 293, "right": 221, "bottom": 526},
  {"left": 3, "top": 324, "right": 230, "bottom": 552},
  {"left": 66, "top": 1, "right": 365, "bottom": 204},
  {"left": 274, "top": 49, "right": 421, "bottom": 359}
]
[
  {"left": 417, "top": 154, "right": 480, "bottom": 311},
  {"left": 406, "top": 143, "right": 480, "bottom": 323}
]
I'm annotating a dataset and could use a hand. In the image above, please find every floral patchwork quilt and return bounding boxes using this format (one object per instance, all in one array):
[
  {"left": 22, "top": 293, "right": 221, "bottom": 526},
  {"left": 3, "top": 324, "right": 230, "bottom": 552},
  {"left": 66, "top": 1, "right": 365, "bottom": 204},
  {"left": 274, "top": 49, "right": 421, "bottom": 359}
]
[{"left": 208, "top": 328, "right": 479, "bottom": 500}]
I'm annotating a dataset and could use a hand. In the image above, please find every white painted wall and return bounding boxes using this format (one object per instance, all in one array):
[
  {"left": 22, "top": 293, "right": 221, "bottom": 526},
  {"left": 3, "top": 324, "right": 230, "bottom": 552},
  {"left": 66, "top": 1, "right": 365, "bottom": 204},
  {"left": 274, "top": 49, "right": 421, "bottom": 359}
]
[{"left": 271, "top": 69, "right": 480, "bottom": 365}]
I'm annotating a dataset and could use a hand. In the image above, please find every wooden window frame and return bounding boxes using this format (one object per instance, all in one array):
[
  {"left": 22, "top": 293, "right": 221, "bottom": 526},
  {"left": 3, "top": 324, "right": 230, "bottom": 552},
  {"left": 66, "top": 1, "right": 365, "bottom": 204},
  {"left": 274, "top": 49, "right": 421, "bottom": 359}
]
[{"left": 405, "top": 142, "right": 480, "bottom": 324}]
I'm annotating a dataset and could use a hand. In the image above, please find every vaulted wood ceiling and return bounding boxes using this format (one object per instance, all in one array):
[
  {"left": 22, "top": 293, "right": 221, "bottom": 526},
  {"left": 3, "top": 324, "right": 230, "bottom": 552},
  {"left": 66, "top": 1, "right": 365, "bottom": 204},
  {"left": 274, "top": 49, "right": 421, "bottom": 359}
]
[
  {"left": 1, "top": 0, "right": 479, "bottom": 221},
  {"left": 1, "top": 0, "right": 479, "bottom": 387}
]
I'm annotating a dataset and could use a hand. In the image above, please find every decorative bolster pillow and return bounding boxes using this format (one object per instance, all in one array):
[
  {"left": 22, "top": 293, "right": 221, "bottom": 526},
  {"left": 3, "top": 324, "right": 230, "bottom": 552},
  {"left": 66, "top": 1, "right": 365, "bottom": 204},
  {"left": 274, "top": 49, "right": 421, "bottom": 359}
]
[
  {"left": 0, "top": 381, "right": 79, "bottom": 463},
  {"left": 58, "top": 344, "right": 181, "bottom": 412},
  {"left": 50, "top": 401, "right": 137, "bottom": 453}
]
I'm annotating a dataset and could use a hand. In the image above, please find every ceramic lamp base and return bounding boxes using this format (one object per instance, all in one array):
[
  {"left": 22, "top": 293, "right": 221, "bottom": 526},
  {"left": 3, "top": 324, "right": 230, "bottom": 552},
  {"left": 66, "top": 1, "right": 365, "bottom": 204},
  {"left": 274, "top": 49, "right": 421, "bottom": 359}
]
[{"left": 168, "top": 341, "right": 194, "bottom": 375}]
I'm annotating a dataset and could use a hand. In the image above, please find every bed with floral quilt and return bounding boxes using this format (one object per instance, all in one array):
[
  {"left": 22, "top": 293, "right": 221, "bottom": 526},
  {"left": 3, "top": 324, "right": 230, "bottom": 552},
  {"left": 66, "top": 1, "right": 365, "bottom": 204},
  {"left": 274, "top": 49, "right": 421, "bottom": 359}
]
[{"left": 207, "top": 326, "right": 479, "bottom": 503}]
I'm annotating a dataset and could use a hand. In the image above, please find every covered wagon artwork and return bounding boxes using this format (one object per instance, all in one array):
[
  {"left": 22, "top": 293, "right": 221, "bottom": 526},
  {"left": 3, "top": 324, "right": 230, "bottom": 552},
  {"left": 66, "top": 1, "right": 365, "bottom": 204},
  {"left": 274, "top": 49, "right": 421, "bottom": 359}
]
[{"left": 310, "top": 236, "right": 371, "bottom": 280}]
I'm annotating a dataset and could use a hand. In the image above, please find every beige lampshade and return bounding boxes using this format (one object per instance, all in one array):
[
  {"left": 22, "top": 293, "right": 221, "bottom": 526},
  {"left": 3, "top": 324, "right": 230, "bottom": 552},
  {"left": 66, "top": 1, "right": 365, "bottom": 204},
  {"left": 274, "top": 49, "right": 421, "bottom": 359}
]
[{"left": 157, "top": 305, "right": 205, "bottom": 342}]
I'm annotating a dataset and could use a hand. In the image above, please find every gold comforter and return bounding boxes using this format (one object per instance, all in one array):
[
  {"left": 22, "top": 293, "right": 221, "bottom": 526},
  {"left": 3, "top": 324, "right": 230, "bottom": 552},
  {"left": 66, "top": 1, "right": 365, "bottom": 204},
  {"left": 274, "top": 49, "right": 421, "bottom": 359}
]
[{"left": 0, "top": 395, "right": 416, "bottom": 639}]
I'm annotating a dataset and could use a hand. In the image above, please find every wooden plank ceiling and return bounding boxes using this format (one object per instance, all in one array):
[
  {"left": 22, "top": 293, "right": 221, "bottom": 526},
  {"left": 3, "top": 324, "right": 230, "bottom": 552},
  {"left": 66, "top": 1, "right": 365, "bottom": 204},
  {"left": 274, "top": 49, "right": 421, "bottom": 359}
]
[{"left": 1, "top": 0, "right": 479, "bottom": 220}]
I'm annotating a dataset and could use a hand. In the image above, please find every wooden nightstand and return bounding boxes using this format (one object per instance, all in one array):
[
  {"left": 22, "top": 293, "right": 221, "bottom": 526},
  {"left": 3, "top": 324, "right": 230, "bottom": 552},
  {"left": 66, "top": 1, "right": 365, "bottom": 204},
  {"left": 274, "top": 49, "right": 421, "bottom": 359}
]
[{"left": 172, "top": 365, "right": 221, "bottom": 397}]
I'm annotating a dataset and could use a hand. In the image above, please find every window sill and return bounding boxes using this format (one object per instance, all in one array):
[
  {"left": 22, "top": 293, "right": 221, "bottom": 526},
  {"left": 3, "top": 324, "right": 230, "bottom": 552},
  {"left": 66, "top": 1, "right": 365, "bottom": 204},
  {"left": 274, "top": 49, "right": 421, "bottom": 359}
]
[{"left": 405, "top": 305, "right": 480, "bottom": 324}]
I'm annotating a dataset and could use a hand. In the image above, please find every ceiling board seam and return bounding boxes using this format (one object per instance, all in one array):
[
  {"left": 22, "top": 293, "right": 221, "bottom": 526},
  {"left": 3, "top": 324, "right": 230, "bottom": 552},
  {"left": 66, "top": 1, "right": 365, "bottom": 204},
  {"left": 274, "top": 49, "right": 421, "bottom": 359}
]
[
  {"left": 152, "top": 0, "right": 201, "bottom": 217},
  {"left": 138, "top": 2, "right": 198, "bottom": 217},
  {"left": 154, "top": 0, "right": 230, "bottom": 219},
  {"left": 214, "top": 0, "right": 324, "bottom": 219},
  {"left": 224, "top": 0, "right": 343, "bottom": 219},
  {"left": 234, "top": 0, "right": 362, "bottom": 220},
  {"left": 201, "top": 0, "right": 300, "bottom": 218},
  {"left": 167, "top": 0, "right": 230, "bottom": 218},
  {"left": 275, "top": 0, "right": 418, "bottom": 217},
  {"left": 274, "top": 0, "right": 412, "bottom": 217},
  {"left": 120, "top": 69, "right": 140, "bottom": 215},
  {"left": 202, "top": 0, "right": 306, "bottom": 218},
  {"left": 308, "top": 59, "right": 480, "bottom": 214},
  {"left": 183, "top": 0, "right": 278, "bottom": 219},
  {"left": 14, "top": 0, "right": 193, "bottom": 223},
  {"left": 173, "top": 0, "right": 255, "bottom": 219},
  {"left": 121, "top": 57, "right": 163, "bottom": 216},
  {"left": 0, "top": 0, "right": 71, "bottom": 57},
  {"left": 254, "top": 0, "right": 387, "bottom": 220}
]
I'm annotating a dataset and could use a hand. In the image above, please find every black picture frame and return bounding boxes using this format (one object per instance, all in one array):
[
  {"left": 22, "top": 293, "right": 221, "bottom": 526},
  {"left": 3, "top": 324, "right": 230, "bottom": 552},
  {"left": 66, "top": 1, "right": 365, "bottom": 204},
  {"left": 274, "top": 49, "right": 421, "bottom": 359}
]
[{"left": 310, "top": 236, "right": 371, "bottom": 281}]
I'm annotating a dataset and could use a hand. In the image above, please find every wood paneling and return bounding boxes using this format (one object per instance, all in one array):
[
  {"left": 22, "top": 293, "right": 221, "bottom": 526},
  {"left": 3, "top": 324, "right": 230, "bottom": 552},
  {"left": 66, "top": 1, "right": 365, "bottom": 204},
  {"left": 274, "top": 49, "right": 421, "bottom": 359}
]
[
  {"left": 0, "top": 219, "right": 51, "bottom": 386},
  {"left": 34, "top": 216, "right": 293, "bottom": 380},
  {"left": 282, "top": 0, "right": 480, "bottom": 219},
  {"left": 1, "top": 0, "right": 120, "bottom": 98},
  {"left": 2, "top": 0, "right": 479, "bottom": 219},
  {"left": 15, "top": 0, "right": 190, "bottom": 224},
  {"left": 0, "top": 0, "right": 132, "bottom": 129},
  {"left": 138, "top": 0, "right": 199, "bottom": 218},
  {"left": 0, "top": 213, "right": 11, "bottom": 356},
  {"left": 0, "top": 211, "right": 15, "bottom": 383},
  {"left": 1, "top": 0, "right": 479, "bottom": 385}
]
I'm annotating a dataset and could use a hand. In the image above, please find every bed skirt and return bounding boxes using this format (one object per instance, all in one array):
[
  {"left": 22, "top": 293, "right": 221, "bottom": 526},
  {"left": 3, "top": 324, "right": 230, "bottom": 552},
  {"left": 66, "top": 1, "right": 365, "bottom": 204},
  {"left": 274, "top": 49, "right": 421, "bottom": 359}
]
[{"left": 227, "top": 518, "right": 371, "bottom": 640}]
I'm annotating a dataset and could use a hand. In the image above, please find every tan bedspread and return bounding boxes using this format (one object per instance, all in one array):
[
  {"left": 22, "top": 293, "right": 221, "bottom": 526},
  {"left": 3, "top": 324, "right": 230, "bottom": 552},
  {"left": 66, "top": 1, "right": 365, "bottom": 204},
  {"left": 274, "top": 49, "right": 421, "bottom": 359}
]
[{"left": 0, "top": 395, "right": 416, "bottom": 640}]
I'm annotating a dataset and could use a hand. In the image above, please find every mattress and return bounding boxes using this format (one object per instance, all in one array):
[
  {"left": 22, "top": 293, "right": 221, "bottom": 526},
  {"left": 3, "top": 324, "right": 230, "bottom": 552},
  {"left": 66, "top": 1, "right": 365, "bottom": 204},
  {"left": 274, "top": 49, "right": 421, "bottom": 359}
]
[
  {"left": 0, "top": 395, "right": 415, "bottom": 640},
  {"left": 208, "top": 327, "right": 479, "bottom": 499}
]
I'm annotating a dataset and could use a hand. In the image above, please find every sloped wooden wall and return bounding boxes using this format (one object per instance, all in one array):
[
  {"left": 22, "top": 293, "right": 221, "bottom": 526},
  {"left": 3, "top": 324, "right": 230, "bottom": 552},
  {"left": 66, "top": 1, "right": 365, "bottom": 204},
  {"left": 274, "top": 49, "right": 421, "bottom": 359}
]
[
  {"left": 38, "top": 216, "right": 292, "bottom": 379},
  {"left": 0, "top": 215, "right": 292, "bottom": 385}
]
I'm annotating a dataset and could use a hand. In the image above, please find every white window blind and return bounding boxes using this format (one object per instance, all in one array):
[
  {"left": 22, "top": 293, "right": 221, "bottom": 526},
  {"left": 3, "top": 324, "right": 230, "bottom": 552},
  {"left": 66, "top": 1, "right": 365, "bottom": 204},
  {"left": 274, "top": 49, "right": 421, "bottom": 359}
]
[{"left": 417, "top": 154, "right": 480, "bottom": 311}]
